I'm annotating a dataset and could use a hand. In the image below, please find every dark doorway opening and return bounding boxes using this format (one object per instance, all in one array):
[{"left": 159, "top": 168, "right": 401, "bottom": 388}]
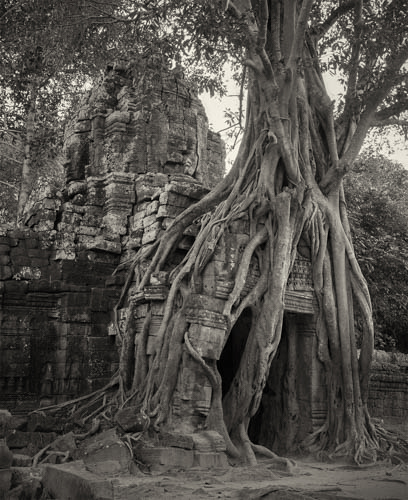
[
  {"left": 248, "top": 315, "right": 290, "bottom": 453},
  {"left": 217, "top": 308, "right": 252, "bottom": 398}
]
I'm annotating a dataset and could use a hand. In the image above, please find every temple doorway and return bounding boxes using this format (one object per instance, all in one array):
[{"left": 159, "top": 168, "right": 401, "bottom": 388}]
[{"left": 217, "top": 307, "right": 252, "bottom": 398}]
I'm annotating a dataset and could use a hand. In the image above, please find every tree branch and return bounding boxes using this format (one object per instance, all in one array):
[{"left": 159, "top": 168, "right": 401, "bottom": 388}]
[
  {"left": 0, "top": 179, "right": 18, "bottom": 189},
  {"left": 0, "top": 0, "right": 26, "bottom": 22},
  {"left": 312, "top": 1, "right": 355, "bottom": 39},
  {"left": 287, "top": 0, "right": 314, "bottom": 70},
  {"left": 257, "top": 0, "right": 269, "bottom": 52},
  {"left": 370, "top": 117, "right": 408, "bottom": 128},
  {"left": 322, "top": 43, "right": 408, "bottom": 192},
  {"left": 269, "top": 0, "right": 281, "bottom": 63},
  {"left": 342, "top": 43, "right": 408, "bottom": 162},
  {"left": 342, "top": 0, "right": 364, "bottom": 124},
  {"left": 282, "top": 0, "right": 296, "bottom": 61},
  {"left": 374, "top": 100, "right": 408, "bottom": 122}
]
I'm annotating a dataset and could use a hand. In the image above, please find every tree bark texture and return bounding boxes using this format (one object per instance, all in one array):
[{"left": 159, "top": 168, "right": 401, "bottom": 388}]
[
  {"left": 105, "top": 0, "right": 380, "bottom": 464},
  {"left": 46, "top": 0, "right": 397, "bottom": 465},
  {"left": 16, "top": 84, "right": 37, "bottom": 222}
]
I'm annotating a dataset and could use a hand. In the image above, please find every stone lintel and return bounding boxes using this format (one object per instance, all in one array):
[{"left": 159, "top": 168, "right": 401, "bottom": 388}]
[{"left": 284, "top": 290, "right": 316, "bottom": 315}]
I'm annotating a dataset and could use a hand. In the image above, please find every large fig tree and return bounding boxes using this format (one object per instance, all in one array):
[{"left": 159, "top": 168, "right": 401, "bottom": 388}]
[{"left": 42, "top": 0, "right": 408, "bottom": 464}]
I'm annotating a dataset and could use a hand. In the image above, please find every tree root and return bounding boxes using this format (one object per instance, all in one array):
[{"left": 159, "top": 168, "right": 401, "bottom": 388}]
[
  {"left": 73, "top": 418, "right": 101, "bottom": 441},
  {"left": 251, "top": 443, "right": 296, "bottom": 472},
  {"left": 29, "top": 374, "right": 119, "bottom": 417}
]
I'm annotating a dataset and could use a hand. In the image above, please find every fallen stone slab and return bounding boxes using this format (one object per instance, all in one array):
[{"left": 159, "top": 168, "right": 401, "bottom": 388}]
[
  {"left": 193, "top": 451, "right": 228, "bottom": 469},
  {"left": 134, "top": 446, "right": 194, "bottom": 472},
  {"left": 42, "top": 461, "right": 114, "bottom": 500},
  {"left": 80, "top": 428, "right": 131, "bottom": 473},
  {"left": 7, "top": 431, "right": 57, "bottom": 452},
  {"left": 6, "top": 478, "right": 43, "bottom": 500}
]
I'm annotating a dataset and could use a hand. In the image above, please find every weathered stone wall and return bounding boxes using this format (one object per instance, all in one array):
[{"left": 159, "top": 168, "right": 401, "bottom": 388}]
[
  {"left": 0, "top": 227, "right": 121, "bottom": 413},
  {"left": 0, "top": 60, "right": 225, "bottom": 413},
  {"left": 368, "top": 350, "right": 408, "bottom": 420}
]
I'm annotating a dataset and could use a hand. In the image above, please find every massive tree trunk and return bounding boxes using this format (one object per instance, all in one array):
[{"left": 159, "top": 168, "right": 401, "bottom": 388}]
[
  {"left": 45, "top": 0, "right": 391, "bottom": 465},
  {"left": 107, "top": 0, "right": 378, "bottom": 464}
]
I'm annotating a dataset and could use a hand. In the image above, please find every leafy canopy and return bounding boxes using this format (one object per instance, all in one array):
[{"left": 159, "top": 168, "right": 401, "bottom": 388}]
[{"left": 345, "top": 154, "right": 408, "bottom": 352}]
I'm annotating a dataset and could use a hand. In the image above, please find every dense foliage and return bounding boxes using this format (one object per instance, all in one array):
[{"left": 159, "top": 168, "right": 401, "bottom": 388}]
[{"left": 345, "top": 154, "right": 408, "bottom": 352}]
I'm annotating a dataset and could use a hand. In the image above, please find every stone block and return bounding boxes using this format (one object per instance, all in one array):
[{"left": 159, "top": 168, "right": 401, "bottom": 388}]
[
  {"left": 135, "top": 173, "right": 167, "bottom": 202},
  {"left": 7, "top": 431, "right": 57, "bottom": 451},
  {"left": 86, "top": 238, "right": 122, "bottom": 254},
  {"left": 90, "top": 288, "right": 118, "bottom": 312},
  {"left": 84, "top": 459, "right": 124, "bottom": 476},
  {"left": 5, "top": 246, "right": 27, "bottom": 259},
  {"left": 150, "top": 271, "right": 169, "bottom": 286},
  {"left": 0, "top": 244, "right": 10, "bottom": 254},
  {"left": 0, "top": 410, "right": 12, "bottom": 438},
  {"left": 193, "top": 452, "right": 228, "bottom": 468},
  {"left": 158, "top": 432, "right": 194, "bottom": 450},
  {"left": 165, "top": 177, "right": 208, "bottom": 199},
  {"left": 35, "top": 219, "right": 56, "bottom": 232},
  {"left": 77, "top": 225, "right": 99, "bottom": 236},
  {"left": 50, "top": 432, "right": 77, "bottom": 455},
  {"left": 30, "top": 258, "right": 49, "bottom": 268},
  {"left": 61, "top": 260, "right": 116, "bottom": 287},
  {"left": 88, "top": 335, "right": 114, "bottom": 352},
  {"left": 114, "top": 406, "right": 149, "bottom": 433},
  {"left": 157, "top": 204, "right": 183, "bottom": 218},
  {"left": 284, "top": 290, "right": 316, "bottom": 315},
  {"left": 146, "top": 199, "right": 159, "bottom": 215},
  {"left": 12, "top": 454, "right": 32, "bottom": 467},
  {"left": 9, "top": 472, "right": 43, "bottom": 500},
  {"left": 0, "top": 255, "right": 10, "bottom": 265},
  {"left": 81, "top": 429, "right": 131, "bottom": 472},
  {"left": 0, "top": 266, "right": 12, "bottom": 280},
  {"left": 142, "top": 214, "right": 159, "bottom": 230},
  {"left": 185, "top": 293, "right": 225, "bottom": 313},
  {"left": 105, "top": 274, "right": 126, "bottom": 287},
  {"left": 26, "top": 248, "right": 44, "bottom": 258},
  {"left": 191, "top": 430, "right": 226, "bottom": 452},
  {"left": 142, "top": 227, "right": 161, "bottom": 245},
  {"left": 42, "top": 461, "right": 113, "bottom": 500},
  {"left": 144, "top": 284, "right": 168, "bottom": 301},
  {"left": 188, "top": 323, "right": 225, "bottom": 360},
  {"left": 0, "top": 469, "right": 12, "bottom": 495},
  {"left": 134, "top": 446, "right": 194, "bottom": 470},
  {"left": 0, "top": 237, "right": 12, "bottom": 246}
]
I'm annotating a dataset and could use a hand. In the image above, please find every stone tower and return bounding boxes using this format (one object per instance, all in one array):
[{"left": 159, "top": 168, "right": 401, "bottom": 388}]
[{"left": 0, "top": 59, "right": 224, "bottom": 412}]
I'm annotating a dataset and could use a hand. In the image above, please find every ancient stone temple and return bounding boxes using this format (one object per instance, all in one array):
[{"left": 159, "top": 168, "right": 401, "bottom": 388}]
[
  {"left": 0, "top": 59, "right": 327, "bottom": 450},
  {"left": 0, "top": 58, "right": 223, "bottom": 412},
  {"left": 2, "top": 59, "right": 404, "bottom": 462}
]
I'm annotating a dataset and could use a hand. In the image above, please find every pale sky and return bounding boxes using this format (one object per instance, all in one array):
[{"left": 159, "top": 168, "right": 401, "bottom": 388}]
[{"left": 201, "top": 75, "right": 408, "bottom": 169}]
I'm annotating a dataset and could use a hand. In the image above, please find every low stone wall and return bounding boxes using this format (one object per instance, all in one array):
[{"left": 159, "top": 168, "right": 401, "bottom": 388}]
[
  {"left": 0, "top": 226, "right": 121, "bottom": 413},
  {"left": 368, "top": 350, "right": 408, "bottom": 420}
]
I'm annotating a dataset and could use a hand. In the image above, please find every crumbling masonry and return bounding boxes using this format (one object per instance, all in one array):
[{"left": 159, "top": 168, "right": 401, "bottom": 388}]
[{"left": 0, "top": 61, "right": 407, "bottom": 450}]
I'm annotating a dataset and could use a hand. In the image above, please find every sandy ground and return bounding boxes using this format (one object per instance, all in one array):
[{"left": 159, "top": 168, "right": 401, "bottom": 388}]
[
  {"left": 108, "top": 419, "right": 408, "bottom": 500},
  {"left": 36, "top": 418, "right": 408, "bottom": 499},
  {"left": 109, "top": 456, "right": 408, "bottom": 500}
]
